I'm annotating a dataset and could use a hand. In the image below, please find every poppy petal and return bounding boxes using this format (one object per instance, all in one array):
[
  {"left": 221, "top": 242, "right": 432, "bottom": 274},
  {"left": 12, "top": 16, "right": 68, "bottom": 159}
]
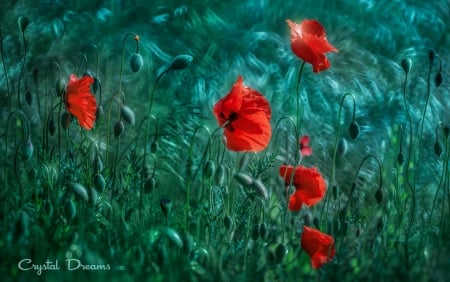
[
  {"left": 301, "top": 226, "right": 335, "bottom": 269},
  {"left": 66, "top": 74, "right": 97, "bottom": 130}
]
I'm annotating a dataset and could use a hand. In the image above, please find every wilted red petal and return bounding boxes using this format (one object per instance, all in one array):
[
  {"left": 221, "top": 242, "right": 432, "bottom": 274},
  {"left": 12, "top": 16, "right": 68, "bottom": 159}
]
[
  {"left": 287, "top": 19, "right": 338, "bottom": 73},
  {"left": 65, "top": 74, "right": 97, "bottom": 130},
  {"left": 213, "top": 76, "right": 272, "bottom": 152},
  {"left": 300, "top": 135, "right": 313, "bottom": 156},
  {"left": 301, "top": 226, "right": 335, "bottom": 269}
]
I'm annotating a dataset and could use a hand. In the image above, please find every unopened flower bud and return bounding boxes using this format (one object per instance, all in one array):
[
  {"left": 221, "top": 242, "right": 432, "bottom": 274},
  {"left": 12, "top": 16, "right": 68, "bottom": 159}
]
[
  {"left": 130, "top": 53, "right": 144, "bottom": 73},
  {"left": 150, "top": 141, "right": 159, "bottom": 153},
  {"left": 434, "top": 141, "right": 443, "bottom": 157},
  {"left": 144, "top": 178, "right": 156, "bottom": 194},
  {"left": 401, "top": 58, "right": 412, "bottom": 74},
  {"left": 114, "top": 121, "right": 125, "bottom": 137},
  {"left": 337, "top": 138, "right": 348, "bottom": 156},
  {"left": 435, "top": 72, "right": 443, "bottom": 87},
  {"left": 160, "top": 198, "right": 172, "bottom": 218},
  {"left": 61, "top": 112, "right": 71, "bottom": 130},
  {"left": 251, "top": 178, "right": 269, "bottom": 200},
  {"left": 375, "top": 188, "right": 383, "bottom": 204},
  {"left": 21, "top": 139, "right": 34, "bottom": 161},
  {"left": 223, "top": 215, "right": 233, "bottom": 230},
  {"left": 169, "top": 54, "right": 193, "bottom": 71},
  {"left": 397, "top": 152, "right": 404, "bottom": 166},
  {"left": 48, "top": 116, "right": 56, "bottom": 136},
  {"left": 68, "top": 182, "right": 89, "bottom": 201},
  {"left": 18, "top": 16, "right": 29, "bottom": 32},
  {"left": 274, "top": 243, "right": 287, "bottom": 264},
  {"left": 56, "top": 78, "right": 66, "bottom": 97},
  {"left": 120, "top": 104, "right": 136, "bottom": 125},
  {"left": 203, "top": 160, "right": 215, "bottom": 179},
  {"left": 214, "top": 165, "right": 226, "bottom": 187},
  {"left": 93, "top": 173, "right": 105, "bottom": 193},
  {"left": 234, "top": 172, "right": 254, "bottom": 187},
  {"left": 259, "top": 222, "right": 268, "bottom": 240},
  {"left": 25, "top": 91, "right": 32, "bottom": 106},
  {"left": 349, "top": 120, "right": 360, "bottom": 140}
]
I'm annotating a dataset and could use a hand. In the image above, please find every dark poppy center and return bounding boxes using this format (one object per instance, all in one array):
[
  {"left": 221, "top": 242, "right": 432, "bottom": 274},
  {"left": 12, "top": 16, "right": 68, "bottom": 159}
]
[{"left": 220, "top": 111, "right": 239, "bottom": 132}]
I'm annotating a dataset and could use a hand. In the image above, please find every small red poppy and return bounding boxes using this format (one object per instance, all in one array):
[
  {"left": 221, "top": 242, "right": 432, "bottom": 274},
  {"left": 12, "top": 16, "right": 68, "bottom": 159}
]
[
  {"left": 299, "top": 135, "right": 312, "bottom": 156},
  {"left": 287, "top": 19, "right": 338, "bottom": 73},
  {"left": 65, "top": 74, "right": 97, "bottom": 130},
  {"left": 213, "top": 76, "right": 272, "bottom": 152},
  {"left": 301, "top": 226, "right": 335, "bottom": 269},
  {"left": 279, "top": 165, "right": 326, "bottom": 211}
]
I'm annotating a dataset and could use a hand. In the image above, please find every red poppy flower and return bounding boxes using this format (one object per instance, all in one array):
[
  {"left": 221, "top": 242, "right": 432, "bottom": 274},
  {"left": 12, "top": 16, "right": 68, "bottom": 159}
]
[
  {"left": 301, "top": 226, "right": 335, "bottom": 269},
  {"left": 287, "top": 19, "right": 338, "bottom": 73},
  {"left": 299, "top": 135, "right": 312, "bottom": 156},
  {"left": 65, "top": 74, "right": 97, "bottom": 130},
  {"left": 213, "top": 76, "right": 272, "bottom": 152},
  {"left": 279, "top": 165, "right": 326, "bottom": 211}
]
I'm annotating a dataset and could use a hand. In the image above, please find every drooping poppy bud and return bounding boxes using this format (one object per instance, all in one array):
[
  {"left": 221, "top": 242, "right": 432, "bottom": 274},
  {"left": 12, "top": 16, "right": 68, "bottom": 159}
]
[
  {"left": 434, "top": 141, "right": 443, "bottom": 157},
  {"left": 68, "top": 182, "right": 89, "bottom": 201},
  {"left": 21, "top": 139, "right": 34, "bottom": 161},
  {"left": 48, "top": 116, "right": 56, "bottom": 136},
  {"left": 234, "top": 172, "right": 254, "bottom": 187},
  {"left": 89, "top": 187, "right": 98, "bottom": 206},
  {"left": 274, "top": 243, "right": 287, "bottom": 264},
  {"left": 259, "top": 222, "right": 268, "bottom": 240},
  {"left": 203, "top": 160, "right": 215, "bottom": 178},
  {"left": 251, "top": 178, "right": 269, "bottom": 200},
  {"left": 93, "top": 173, "right": 105, "bottom": 193},
  {"left": 25, "top": 91, "right": 32, "bottom": 105},
  {"left": 96, "top": 105, "right": 104, "bottom": 121},
  {"left": 130, "top": 53, "right": 144, "bottom": 73},
  {"left": 160, "top": 198, "right": 172, "bottom": 219},
  {"left": 435, "top": 72, "right": 443, "bottom": 87},
  {"left": 93, "top": 156, "right": 103, "bottom": 173},
  {"left": 120, "top": 104, "right": 136, "bottom": 125},
  {"left": 144, "top": 177, "right": 156, "bottom": 194},
  {"left": 55, "top": 78, "right": 66, "bottom": 97},
  {"left": 401, "top": 58, "right": 412, "bottom": 75},
  {"left": 337, "top": 138, "right": 348, "bottom": 156},
  {"left": 349, "top": 120, "right": 360, "bottom": 140},
  {"left": 18, "top": 16, "right": 29, "bottom": 32},
  {"left": 223, "top": 215, "right": 233, "bottom": 230},
  {"left": 150, "top": 141, "right": 159, "bottom": 153},
  {"left": 375, "top": 188, "right": 383, "bottom": 204},
  {"left": 169, "top": 54, "right": 193, "bottom": 71},
  {"left": 397, "top": 152, "right": 405, "bottom": 166},
  {"left": 114, "top": 121, "right": 125, "bottom": 137},
  {"left": 61, "top": 112, "right": 71, "bottom": 130},
  {"left": 214, "top": 165, "right": 226, "bottom": 187}
]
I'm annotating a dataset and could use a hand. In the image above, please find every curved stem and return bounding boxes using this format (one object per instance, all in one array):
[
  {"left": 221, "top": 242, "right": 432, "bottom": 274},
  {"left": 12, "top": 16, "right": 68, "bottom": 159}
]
[
  {"left": 346, "top": 154, "right": 383, "bottom": 204},
  {"left": 17, "top": 29, "right": 27, "bottom": 109},
  {"left": 295, "top": 61, "right": 306, "bottom": 134},
  {"left": 0, "top": 28, "right": 11, "bottom": 107}
]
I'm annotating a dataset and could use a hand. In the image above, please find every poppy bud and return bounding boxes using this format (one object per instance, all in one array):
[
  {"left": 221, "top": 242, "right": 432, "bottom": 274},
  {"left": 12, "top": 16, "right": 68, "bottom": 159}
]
[
  {"left": 397, "top": 152, "right": 404, "bottom": 166},
  {"left": 64, "top": 199, "right": 77, "bottom": 221},
  {"left": 375, "top": 188, "right": 383, "bottom": 204},
  {"left": 203, "top": 160, "right": 215, "bottom": 179},
  {"left": 160, "top": 198, "right": 172, "bottom": 219},
  {"left": 93, "top": 173, "right": 105, "bottom": 193},
  {"left": 150, "top": 141, "right": 159, "bottom": 153},
  {"left": 114, "top": 121, "right": 125, "bottom": 137},
  {"left": 55, "top": 78, "right": 66, "bottom": 97},
  {"left": 259, "top": 222, "right": 268, "bottom": 240},
  {"left": 428, "top": 49, "right": 435, "bottom": 66},
  {"left": 234, "top": 172, "right": 253, "bottom": 187},
  {"left": 349, "top": 120, "right": 360, "bottom": 140},
  {"left": 144, "top": 177, "right": 156, "bottom": 194},
  {"left": 434, "top": 141, "right": 443, "bottom": 157},
  {"left": 251, "top": 224, "right": 260, "bottom": 240},
  {"left": 169, "top": 54, "right": 193, "bottom": 71},
  {"left": 96, "top": 106, "right": 104, "bottom": 121},
  {"left": 337, "top": 138, "right": 348, "bottom": 156},
  {"left": 21, "top": 139, "right": 34, "bottom": 161},
  {"left": 223, "top": 215, "right": 233, "bottom": 230},
  {"left": 48, "top": 116, "right": 56, "bottom": 136},
  {"left": 18, "top": 16, "right": 29, "bottom": 32},
  {"left": 214, "top": 165, "right": 226, "bottom": 187},
  {"left": 444, "top": 125, "right": 450, "bottom": 139},
  {"left": 251, "top": 178, "right": 269, "bottom": 200},
  {"left": 435, "top": 72, "right": 443, "bottom": 87},
  {"left": 93, "top": 156, "right": 103, "bottom": 173},
  {"left": 89, "top": 187, "right": 98, "bottom": 206},
  {"left": 61, "top": 112, "right": 71, "bottom": 130},
  {"left": 130, "top": 53, "right": 144, "bottom": 73},
  {"left": 274, "top": 243, "right": 287, "bottom": 264},
  {"left": 401, "top": 58, "right": 412, "bottom": 74},
  {"left": 162, "top": 227, "right": 183, "bottom": 249},
  {"left": 120, "top": 104, "right": 136, "bottom": 125},
  {"left": 25, "top": 91, "right": 32, "bottom": 105},
  {"left": 68, "top": 182, "right": 89, "bottom": 202}
]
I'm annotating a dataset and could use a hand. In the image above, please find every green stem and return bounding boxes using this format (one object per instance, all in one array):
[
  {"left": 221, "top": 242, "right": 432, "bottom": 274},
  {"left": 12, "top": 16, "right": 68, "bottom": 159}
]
[
  {"left": 0, "top": 28, "right": 11, "bottom": 107},
  {"left": 17, "top": 29, "right": 27, "bottom": 109}
]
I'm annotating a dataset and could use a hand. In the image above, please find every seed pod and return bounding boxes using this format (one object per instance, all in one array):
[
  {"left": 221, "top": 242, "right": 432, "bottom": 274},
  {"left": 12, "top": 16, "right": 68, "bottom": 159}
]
[
  {"left": 160, "top": 198, "right": 172, "bottom": 219},
  {"left": 25, "top": 91, "right": 32, "bottom": 105},
  {"left": 89, "top": 187, "right": 98, "bottom": 206},
  {"left": 48, "top": 116, "right": 56, "bottom": 136},
  {"left": 223, "top": 215, "right": 233, "bottom": 230},
  {"left": 93, "top": 173, "right": 105, "bottom": 193},
  {"left": 114, "top": 121, "right": 124, "bottom": 137},
  {"left": 349, "top": 120, "right": 360, "bottom": 140},
  {"left": 61, "top": 112, "right": 71, "bottom": 130},
  {"left": 401, "top": 58, "right": 412, "bottom": 74},
  {"left": 397, "top": 152, "right": 404, "bottom": 166},
  {"left": 375, "top": 188, "right": 383, "bottom": 204},
  {"left": 435, "top": 72, "right": 443, "bottom": 87},
  {"left": 144, "top": 178, "right": 156, "bottom": 194},
  {"left": 203, "top": 160, "right": 215, "bottom": 179},
  {"left": 18, "top": 16, "right": 29, "bottom": 32},
  {"left": 169, "top": 54, "right": 193, "bottom": 71},
  {"left": 130, "top": 53, "right": 143, "bottom": 72},
  {"left": 55, "top": 78, "right": 66, "bottom": 97},
  {"left": 68, "top": 182, "right": 89, "bottom": 201},
  {"left": 21, "top": 139, "right": 34, "bottom": 161},
  {"left": 120, "top": 104, "right": 136, "bottom": 125},
  {"left": 434, "top": 141, "right": 443, "bottom": 157},
  {"left": 234, "top": 172, "right": 253, "bottom": 187}
]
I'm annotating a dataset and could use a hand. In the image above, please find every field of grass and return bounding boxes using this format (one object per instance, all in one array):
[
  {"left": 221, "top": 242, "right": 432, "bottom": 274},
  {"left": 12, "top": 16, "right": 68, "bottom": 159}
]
[{"left": 1, "top": 0, "right": 449, "bottom": 281}]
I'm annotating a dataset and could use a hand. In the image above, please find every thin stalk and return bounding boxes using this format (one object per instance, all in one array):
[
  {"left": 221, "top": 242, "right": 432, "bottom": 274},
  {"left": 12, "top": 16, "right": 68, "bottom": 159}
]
[
  {"left": 0, "top": 28, "right": 12, "bottom": 107},
  {"left": 17, "top": 27, "right": 27, "bottom": 109}
]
